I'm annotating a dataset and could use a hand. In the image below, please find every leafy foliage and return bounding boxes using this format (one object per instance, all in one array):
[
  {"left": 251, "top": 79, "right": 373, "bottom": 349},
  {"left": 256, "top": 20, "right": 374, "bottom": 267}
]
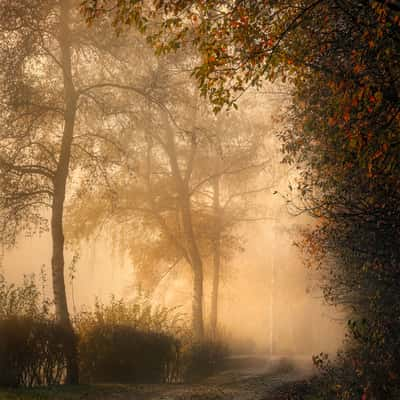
[
  {"left": 182, "top": 339, "right": 229, "bottom": 383},
  {"left": 78, "top": 323, "right": 179, "bottom": 383},
  {"left": 75, "top": 296, "right": 229, "bottom": 383},
  {"left": 82, "top": 0, "right": 400, "bottom": 171},
  {"left": 275, "top": 3, "right": 400, "bottom": 398},
  {"left": 0, "top": 275, "right": 230, "bottom": 386},
  {"left": 0, "top": 274, "right": 70, "bottom": 387},
  {"left": 75, "top": 296, "right": 183, "bottom": 383}
]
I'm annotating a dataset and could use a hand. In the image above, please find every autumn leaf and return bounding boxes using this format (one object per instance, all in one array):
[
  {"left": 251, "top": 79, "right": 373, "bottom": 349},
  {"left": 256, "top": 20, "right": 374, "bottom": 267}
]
[
  {"left": 372, "top": 150, "right": 383, "bottom": 160},
  {"left": 328, "top": 117, "right": 336, "bottom": 126}
]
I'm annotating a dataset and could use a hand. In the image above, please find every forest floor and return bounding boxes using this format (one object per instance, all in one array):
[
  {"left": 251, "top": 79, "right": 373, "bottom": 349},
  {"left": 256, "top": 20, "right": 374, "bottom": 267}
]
[{"left": 0, "top": 357, "right": 316, "bottom": 400}]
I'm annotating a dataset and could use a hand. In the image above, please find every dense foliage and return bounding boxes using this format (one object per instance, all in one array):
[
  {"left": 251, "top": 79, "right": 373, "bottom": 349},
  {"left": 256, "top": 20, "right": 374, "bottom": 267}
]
[
  {"left": 182, "top": 339, "right": 229, "bottom": 383},
  {"left": 75, "top": 297, "right": 182, "bottom": 383},
  {"left": 76, "top": 297, "right": 229, "bottom": 383},
  {"left": 0, "top": 274, "right": 69, "bottom": 387},
  {"left": 279, "top": 3, "right": 400, "bottom": 398},
  {"left": 0, "top": 275, "right": 229, "bottom": 387}
]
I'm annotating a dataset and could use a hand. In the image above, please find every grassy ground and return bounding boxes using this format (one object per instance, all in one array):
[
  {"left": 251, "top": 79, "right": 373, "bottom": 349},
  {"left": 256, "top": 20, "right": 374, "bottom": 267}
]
[
  {"left": 0, "top": 361, "right": 314, "bottom": 400},
  {"left": 0, "top": 384, "right": 137, "bottom": 400}
]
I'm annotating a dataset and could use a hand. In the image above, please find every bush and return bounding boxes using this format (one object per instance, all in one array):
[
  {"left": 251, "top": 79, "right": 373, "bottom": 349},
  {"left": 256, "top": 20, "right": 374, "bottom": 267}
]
[
  {"left": 183, "top": 340, "right": 229, "bottom": 382},
  {"left": 0, "top": 273, "right": 69, "bottom": 388},
  {"left": 75, "top": 298, "right": 231, "bottom": 383},
  {"left": 78, "top": 323, "right": 178, "bottom": 383},
  {"left": 0, "top": 276, "right": 230, "bottom": 386},
  {"left": 76, "top": 297, "right": 183, "bottom": 384},
  {"left": 312, "top": 314, "right": 400, "bottom": 400},
  {"left": 0, "top": 317, "right": 70, "bottom": 387}
]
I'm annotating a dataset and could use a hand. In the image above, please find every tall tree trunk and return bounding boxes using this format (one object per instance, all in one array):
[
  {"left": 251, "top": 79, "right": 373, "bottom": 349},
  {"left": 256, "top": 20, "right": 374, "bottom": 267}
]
[
  {"left": 51, "top": 0, "right": 78, "bottom": 384},
  {"left": 164, "top": 120, "right": 204, "bottom": 341},
  {"left": 210, "top": 175, "right": 221, "bottom": 339},
  {"left": 192, "top": 266, "right": 204, "bottom": 340},
  {"left": 269, "top": 232, "right": 276, "bottom": 358},
  {"left": 178, "top": 187, "right": 204, "bottom": 341}
]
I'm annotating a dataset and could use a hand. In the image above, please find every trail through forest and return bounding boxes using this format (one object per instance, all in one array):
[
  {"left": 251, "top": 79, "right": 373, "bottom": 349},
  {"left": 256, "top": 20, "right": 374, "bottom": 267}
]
[{"left": 75, "top": 358, "right": 311, "bottom": 400}]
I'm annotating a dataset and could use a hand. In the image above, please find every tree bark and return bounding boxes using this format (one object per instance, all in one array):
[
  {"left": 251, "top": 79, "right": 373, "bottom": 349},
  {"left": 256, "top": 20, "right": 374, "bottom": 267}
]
[
  {"left": 210, "top": 174, "right": 221, "bottom": 339},
  {"left": 163, "top": 119, "right": 204, "bottom": 341},
  {"left": 180, "top": 195, "right": 204, "bottom": 341},
  {"left": 51, "top": 0, "right": 79, "bottom": 384}
]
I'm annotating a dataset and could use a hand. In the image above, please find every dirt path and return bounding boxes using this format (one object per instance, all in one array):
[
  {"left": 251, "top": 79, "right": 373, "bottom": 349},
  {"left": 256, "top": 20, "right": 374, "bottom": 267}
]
[
  {"left": 86, "top": 359, "right": 313, "bottom": 400},
  {"left": 149, "top": 371, "right": 306, "bottom": 400}
]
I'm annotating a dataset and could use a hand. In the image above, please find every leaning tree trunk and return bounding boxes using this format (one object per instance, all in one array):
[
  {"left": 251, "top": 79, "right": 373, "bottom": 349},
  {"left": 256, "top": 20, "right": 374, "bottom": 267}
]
[
  {"left": 51, "top": 0, "right": 79, "bottom": 384},
  {"left": 210, "top": 175, "right": 221, "bottom": 339}
]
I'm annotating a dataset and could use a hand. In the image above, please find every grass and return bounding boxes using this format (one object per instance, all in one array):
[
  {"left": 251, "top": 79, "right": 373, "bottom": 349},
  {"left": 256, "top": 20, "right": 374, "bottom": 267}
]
[{"left": 0, "top": 384, "right": 141, "bottom": 400}]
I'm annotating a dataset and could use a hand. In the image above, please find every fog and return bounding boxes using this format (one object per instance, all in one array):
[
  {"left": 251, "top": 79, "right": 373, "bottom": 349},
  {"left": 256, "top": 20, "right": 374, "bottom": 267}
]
[
  {"left": 1, "top": 168, "right": 344, "bottom": 360},
  {"left": 0, "top": 10, "right": 344, "bottom": 362}
]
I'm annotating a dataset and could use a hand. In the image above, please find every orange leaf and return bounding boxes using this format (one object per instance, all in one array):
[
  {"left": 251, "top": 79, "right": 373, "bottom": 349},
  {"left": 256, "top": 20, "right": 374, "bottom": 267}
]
[
  {"left": 372, "top": 150, "right": 383, "bottom": 160},
  {"left": 383, "top": 143, "right": 389, "bottom": 152}
]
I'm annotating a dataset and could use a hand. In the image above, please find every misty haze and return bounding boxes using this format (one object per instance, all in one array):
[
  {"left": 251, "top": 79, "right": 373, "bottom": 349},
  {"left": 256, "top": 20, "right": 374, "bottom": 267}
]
[{"left": 0, "top": 1, "right": 398, "bottom": 400}]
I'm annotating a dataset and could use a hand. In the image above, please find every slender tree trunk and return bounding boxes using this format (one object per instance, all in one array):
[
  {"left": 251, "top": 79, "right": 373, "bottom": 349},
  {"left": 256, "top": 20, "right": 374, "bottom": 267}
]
[
  {"left": 192, "top": 255, "right": 204, "bottom": 341},
  {"left": 180, "top": 189, "right": 204, "bottom": 341},
  {"left": 164, "top": 120, "right": 204, "bottom": 341},
  {"left": 269, "top": 232, "right": 275, "bottom": 358},
  {"left": 51, "top": 0, "right": 78, "bottom": 384},
  {"left": 210, "top": 175, "right": 221, "bottom": 339}
]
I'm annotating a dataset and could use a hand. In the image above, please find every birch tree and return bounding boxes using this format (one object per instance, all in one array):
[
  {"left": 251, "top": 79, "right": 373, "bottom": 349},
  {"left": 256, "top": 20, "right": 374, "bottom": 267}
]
[{"left": 0, "top": 0, "right": 152, "bottom": 382}]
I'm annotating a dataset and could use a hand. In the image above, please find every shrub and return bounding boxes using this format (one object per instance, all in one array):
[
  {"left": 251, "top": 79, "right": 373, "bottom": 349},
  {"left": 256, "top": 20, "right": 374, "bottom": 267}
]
[
  {"left": 0, "top": 276, "right": 230, "bottom": 386},
  {"left": 182, "top": 339, "right": 229, "bottom": 382},
  {"left": 0, "top": 274, "right": 48, "bottom": 319},
  {"left": 74, "top": 297, "right": 232, "bottom": 384},
  {"left": 78, "top": 323, "right": 178, "bottom": 383},
  {"left": 75, "top": 297, "right": 183, "bottom": 384},
  {"left": 312, "top": 316, "right": 400, "bottom": 400},
  {"left": 0, "top": 274, "right": 68, "bottom": 388},
  {"left": 0, "top": 317, "right": 70, "bottom": 387}
]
